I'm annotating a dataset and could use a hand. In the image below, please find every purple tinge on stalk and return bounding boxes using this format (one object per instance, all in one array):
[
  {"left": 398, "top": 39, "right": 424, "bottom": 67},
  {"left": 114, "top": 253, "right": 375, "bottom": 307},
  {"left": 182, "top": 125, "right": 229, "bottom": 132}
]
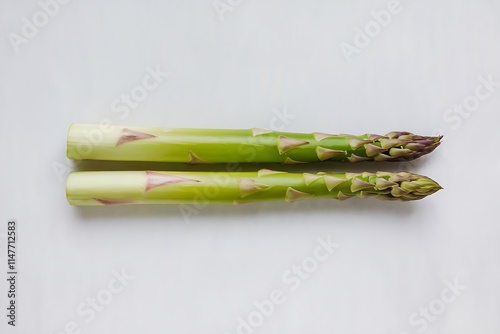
[
  {"left": 277, "top": 136, "right": 309, "bottom": 154},
  {"left": 316, "top": 147, "right": 345, "bottom": 161},
  {"left": 324, "top": 176, "right": 346, "bottom": 191},
  {"left": 350, "top": 178, "right": 374, "bottom": 192},
  {"left": 145, "top": 171, "right": 199, "bottom": 191},
  {"left": 313, "top": 132, "right": 338, "bottom": 141},
  {"left": 257, "top": 169, "right": 287, "bottom": 176},
  {"left": 94, "top": 198, "right": 136, "bottom": 205},
  {"left": 239, "top": 178, "right": 270, "bottom": 198},
  {"left": 285, "top": 187, "right": 313, "bottom": 202},
  {"left": 188, "top": 151, "right": 209, "bottom": 164},
  {"left": 116, "top": 128, "right": 156, "bottom": 146},
  {"left": 303, "top": 173, "right": 323, "bottom": 186},
  {"left": 348, "top": 154, "right": 371, "bottom": 163},
  {"left": 365, "top": 144, "right": 387, "bottom": 157},
  {"left": 251, "top": 128, "right": 274, "bottom": 136},
  {"left": 348, "top": 138, "right": 372, "bottom": 149}
]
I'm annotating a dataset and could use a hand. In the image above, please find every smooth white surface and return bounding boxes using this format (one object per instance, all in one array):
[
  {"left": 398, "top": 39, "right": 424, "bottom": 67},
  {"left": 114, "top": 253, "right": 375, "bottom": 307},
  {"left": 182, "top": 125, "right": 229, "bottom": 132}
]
[{"left": 1, "top": 0, "right": 499, "bottom": 333}]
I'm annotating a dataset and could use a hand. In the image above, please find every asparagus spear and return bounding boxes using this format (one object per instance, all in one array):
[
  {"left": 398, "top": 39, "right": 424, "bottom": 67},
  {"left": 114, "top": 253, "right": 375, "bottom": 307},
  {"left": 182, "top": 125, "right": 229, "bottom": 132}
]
[
  {"left": 67, "top": 124, "right": 442, "bottom": 163},
  {"left": 66, "top": 170, "right": 442, "bottom": 206}
]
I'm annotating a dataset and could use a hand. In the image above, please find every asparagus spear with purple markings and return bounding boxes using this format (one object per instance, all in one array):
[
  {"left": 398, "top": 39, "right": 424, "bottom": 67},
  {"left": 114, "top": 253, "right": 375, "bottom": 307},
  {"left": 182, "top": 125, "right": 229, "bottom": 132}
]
[
  {"left": 66, "top": 170, "right": 442, "bottom": 206},
  {"left": 67, "top": 124, "right": 441, "bottom": 163}
]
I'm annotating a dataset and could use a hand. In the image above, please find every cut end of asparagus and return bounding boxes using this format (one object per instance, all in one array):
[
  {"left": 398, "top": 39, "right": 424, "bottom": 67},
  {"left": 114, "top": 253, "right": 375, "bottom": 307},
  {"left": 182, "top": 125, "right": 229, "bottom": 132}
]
[{"left": 66, "top": 123, "right": 77, "bottom": 160}]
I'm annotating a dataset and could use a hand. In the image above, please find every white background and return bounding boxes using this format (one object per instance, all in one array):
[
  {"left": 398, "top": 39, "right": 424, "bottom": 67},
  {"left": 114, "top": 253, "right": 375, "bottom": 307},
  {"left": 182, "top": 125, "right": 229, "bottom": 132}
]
[{"left": 1, "top": 0, "right": 500, "bottom": 333}]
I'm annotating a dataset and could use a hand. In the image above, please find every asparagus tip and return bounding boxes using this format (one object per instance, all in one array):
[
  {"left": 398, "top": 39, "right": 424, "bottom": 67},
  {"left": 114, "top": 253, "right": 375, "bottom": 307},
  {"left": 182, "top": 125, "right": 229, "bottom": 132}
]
[{"left": 379, "top": 132, "right": 443, "bottom": 161}]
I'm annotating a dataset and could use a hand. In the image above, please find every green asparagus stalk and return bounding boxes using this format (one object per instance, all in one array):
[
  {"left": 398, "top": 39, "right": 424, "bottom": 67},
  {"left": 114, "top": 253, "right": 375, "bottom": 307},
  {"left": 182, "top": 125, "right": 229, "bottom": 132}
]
[
  {"left": 67, "top": 124, "right": 442, "bottom": 163},
  {"left": 66, "top": 170, "right": 442, "bottom": 206}
]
